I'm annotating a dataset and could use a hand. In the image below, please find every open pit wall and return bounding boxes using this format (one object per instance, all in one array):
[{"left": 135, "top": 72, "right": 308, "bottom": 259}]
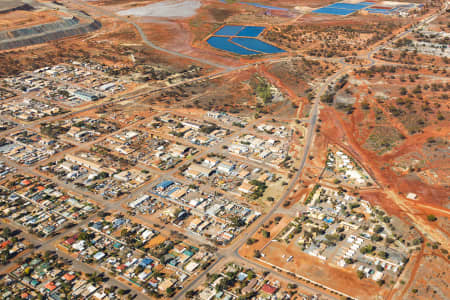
[{"left": 0, "top": 16, "right": 101, "bottom": 50}]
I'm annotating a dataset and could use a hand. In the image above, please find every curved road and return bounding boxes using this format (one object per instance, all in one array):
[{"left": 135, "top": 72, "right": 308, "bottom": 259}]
[
  {"left": 2, "top": 0, "right": 448, "bottom": 299},
  {"left": 173, "top": 3, "right": 449, "bottom": 299},
  {"left": 67, "top": 0, "right": 232, "bottom": 70},
  {"left": 173, "top": 63, "right": 351, "bottom": 300}
]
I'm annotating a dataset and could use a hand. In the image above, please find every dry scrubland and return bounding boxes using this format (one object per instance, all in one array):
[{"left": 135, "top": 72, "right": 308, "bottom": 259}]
[
  {"left": 0, "top": 0, "right": 448, "bottom": 299},
  {"left": 318, "top": 65, "right": 449, "bottom": 207}
]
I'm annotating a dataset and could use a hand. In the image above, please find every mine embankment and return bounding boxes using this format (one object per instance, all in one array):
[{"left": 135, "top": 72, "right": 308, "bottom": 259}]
[{"left": 0, "top": 16, "right": 101, "bottom": 50}]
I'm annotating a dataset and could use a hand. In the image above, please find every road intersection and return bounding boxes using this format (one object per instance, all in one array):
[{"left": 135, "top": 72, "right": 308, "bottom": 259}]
[{"left": 0, "top": 0, "right": 447, "bottom": 298}]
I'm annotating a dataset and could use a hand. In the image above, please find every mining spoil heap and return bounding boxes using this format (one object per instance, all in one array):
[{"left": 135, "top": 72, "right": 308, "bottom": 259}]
[{"left": 0, "top": 0, "right": 101, "bottom": 50}]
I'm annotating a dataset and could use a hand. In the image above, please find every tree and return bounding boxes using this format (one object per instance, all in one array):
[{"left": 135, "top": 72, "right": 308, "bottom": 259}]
[
  {"left": 261, "top": 230, "right": 270, "bottom": 238},
  {"left": 166, "top": 287, "right": 176, "bottom": 296},
  {"left": 96, "top": 172, "right": 109, "bottom": 180},
  {"left": 87, "top": 272, "right": 103, "bottom": 285},
  {"left": 256, "top": 81, "right": 273, "bottom": 104},
  {"left": 1, "top": 227, "right": 11, "bottom": 238},
  {"left": 118, "top": 289, "right": 126, "bottom": 295},
  {"left": 360, "top": 244, "right": 376, "bottom": 254},
  {"left": 44, "top": 250, "right": 53, "bottom": 261},
  {"left": 0, "top": 250, "right": 10, "bottom": 265},
  {"left": 78, "top": 231, "right": 92, "bottom": 241},
  {"left": 246, "top": 270, "right": 256, "bottom": 279},
  {"left": 186, "top": 290, "right": 197, "bottom": 298},
  {"left": 400, "top": 87, "right": 408, "bottom": 95},
  {"left": 344, "top": 258, "right": 354, "bottom": 264},
  {"left": 412, "top": 237, "right": 423, "bottom": 245},
  {"left": 287, "top": 283, "right": 297, "bottom": 289},
  {"left": 357, "top": 270, "right": 365, "bottom": 279},
  {"left": 371, "top": 234, "right": 383, "bottom": 242},
  {"left": 361, "top": 101, "right": 370, "bottom": 110},
  {"left": 59, "top": 283, "right": 71, "bottom": 300},
  {"left": 374, "top": 225, "right": 384, "bottom": 233},
  {"left": 230, "top": 216, "right": 246, "bottom": 228},
  {"left": 427, "top": 214, "right": 437, "bottom": 222},
  {"left": 246, "top": 238, "right": 257, "bottom": 245}
]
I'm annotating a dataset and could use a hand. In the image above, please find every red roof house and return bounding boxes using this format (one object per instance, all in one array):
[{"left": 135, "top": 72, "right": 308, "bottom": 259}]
[{"left": 261, "top": 283, "right": 278, "bottom": 295}]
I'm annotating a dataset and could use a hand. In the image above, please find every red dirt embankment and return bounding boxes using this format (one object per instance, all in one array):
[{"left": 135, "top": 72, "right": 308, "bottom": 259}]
[{"left": 319, "top": 105, "right": 449, "bottom": 248}]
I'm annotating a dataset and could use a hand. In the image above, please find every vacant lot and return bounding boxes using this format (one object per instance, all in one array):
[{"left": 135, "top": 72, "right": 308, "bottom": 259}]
[
  {"left": 261, "top": 239, "right": 385, "bottom": 299},
  {"left": 364, "top": 126, "right": 405, "bottom": 155},
  {"left": 401, "top": 254, "right": 449, "bottom": 300}
]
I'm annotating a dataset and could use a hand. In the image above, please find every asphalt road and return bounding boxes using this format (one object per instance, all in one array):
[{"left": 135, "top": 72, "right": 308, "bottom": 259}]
[
  {"left": 0, "top": 0, "right": 447, "bottom": 299},
  {"left": 172, "top": 4, "right": 449, "bottom": 298},
  {"left": 173, "top": 61, "right": 351, "bottom": 300},
  {"left": 67, "top": 0, "right": 231, "bottom": 70}
]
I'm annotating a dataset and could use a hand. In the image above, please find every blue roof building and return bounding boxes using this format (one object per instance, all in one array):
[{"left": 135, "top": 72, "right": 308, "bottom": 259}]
[
  {"left": 139, "top": 258, "right": 154, "bottom": 267},
  {"left": 156, "top": 180, "right": 174, "bottom": 191}
]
